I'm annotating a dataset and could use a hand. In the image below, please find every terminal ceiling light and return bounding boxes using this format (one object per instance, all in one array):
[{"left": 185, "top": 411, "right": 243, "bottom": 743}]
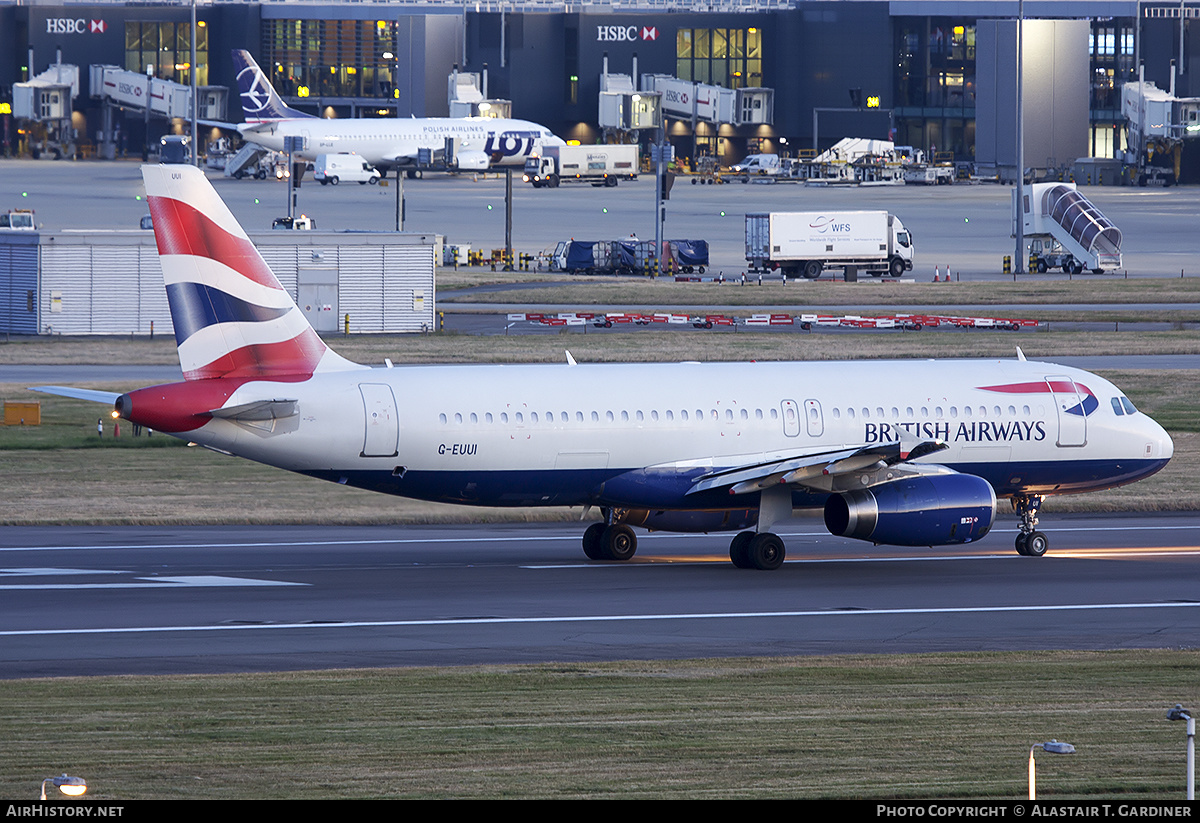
[{"left": 40, "top": 774, "right": 86, "bottom": 800}]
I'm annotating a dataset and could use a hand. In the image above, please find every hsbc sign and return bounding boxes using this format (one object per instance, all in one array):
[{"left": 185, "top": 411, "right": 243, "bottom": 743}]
[
  {"left": 596, "top": 25, "right": 659, "bottom": 42},
  {"left": 46, "top": 18, "right": 107, "bottom": 34}
]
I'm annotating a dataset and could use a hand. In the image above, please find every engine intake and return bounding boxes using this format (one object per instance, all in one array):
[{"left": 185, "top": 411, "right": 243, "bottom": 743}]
[{"left": 823, "top": 474, "right": 996, "bottom": 546}]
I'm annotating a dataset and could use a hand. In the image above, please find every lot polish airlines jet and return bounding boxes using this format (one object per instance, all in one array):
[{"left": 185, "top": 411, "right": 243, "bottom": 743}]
[
  {"left": 35, "top": 165, "right": 1173, "bottom": 570},
  {"left": 232, "top": 50, "right": 564, "bottom": 173}
]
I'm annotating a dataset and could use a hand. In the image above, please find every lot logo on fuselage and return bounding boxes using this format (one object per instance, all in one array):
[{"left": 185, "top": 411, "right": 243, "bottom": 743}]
[{"left": 484, "top": 130, "right": 540, "bottom": 158}]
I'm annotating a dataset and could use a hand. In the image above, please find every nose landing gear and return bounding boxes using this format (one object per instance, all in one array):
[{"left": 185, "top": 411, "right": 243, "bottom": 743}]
[{"left": 1012, "top": 494, "right": 1049, "bottom": 557}]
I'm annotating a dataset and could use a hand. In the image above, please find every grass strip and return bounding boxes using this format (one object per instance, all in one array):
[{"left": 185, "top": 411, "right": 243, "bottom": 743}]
[
  {"left": 7, "top": 329, "right": 1200, "bottom": 367},
  {"left": 2, "top": 651, "right": 1196, "bottom": 799}
]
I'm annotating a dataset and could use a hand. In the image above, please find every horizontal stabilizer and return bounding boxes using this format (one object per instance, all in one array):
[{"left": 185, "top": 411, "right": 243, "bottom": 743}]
[
  {"left": 207, "top": 399, "right": 298, "bottom": 421},
  {"left": 29, "top": 386, "right": 121, "bottom": 405}
]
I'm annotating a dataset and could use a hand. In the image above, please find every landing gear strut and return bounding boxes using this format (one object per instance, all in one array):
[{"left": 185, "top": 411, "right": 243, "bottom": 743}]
[
  {"left": 1012, "top": 494, "right": 1049, "bottom": 557},
  {"left": 728, "top": 486, "right": 790, "bottom": 570}
]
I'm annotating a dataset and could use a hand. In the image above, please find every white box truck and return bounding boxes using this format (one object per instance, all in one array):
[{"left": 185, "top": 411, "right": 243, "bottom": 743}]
[
  {"left": 314, "top": 154, "right": 382, "bottom": 186},
  {"left": 745, "top": 211, "right": 915, "bottom": 279},
  {"left": 523, "top": 145, "right": 638, "bottom": 188}
]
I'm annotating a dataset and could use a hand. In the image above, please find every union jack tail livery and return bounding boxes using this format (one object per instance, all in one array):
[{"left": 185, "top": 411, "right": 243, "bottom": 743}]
[{"left": 143, "top": 164, "right": 358, "bottom": 381}]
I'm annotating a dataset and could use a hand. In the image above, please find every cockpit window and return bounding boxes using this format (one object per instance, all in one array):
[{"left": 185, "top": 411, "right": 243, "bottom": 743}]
[
  {"left": 1111, "top": 397, "right": 1125, "bottom": 416},
  {"left": 1120, "top": 396, "right": 1138, "bottom": 415}
]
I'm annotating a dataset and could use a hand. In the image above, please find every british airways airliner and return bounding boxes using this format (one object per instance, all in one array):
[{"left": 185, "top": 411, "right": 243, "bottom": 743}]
[
  {"left": 232, "top": 50, "right": 564, "bottom": 173},
  {"left": 35, "top": 165, "right": 1173, "bottom": 570}
]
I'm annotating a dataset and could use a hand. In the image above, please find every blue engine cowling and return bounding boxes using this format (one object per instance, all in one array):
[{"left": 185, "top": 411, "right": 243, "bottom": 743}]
[{"left": 823, "top": 474, "right": 996, "bottom": 546}]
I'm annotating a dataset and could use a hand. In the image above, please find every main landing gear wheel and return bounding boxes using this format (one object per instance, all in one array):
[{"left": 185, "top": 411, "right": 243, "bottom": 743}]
[
  {"left": 582, "top": 522, "right": 607, "bottom": 560},
  {"left": 1015, "top": 531, "right": 1049, "bottom": 557},
  {"left": 730, "top": 532, "right": 786, "bottom": 570},
  {"left": 582, "top": 523, "right": 638, "bottom": 561},
  {"left": 730, "top": 531, "right": 755, "bottom": 568}
]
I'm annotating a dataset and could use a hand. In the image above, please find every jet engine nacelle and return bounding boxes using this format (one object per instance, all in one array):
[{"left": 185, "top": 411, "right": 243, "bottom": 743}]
[
  {"left": 619, "top": 508, "right": 757, "bottom": 533},
  {"left": 823, "top": 474, "right": 996, "bottom": 546},
  {"left": 454, "top": 150, "right": 490, "bottom": 171}
]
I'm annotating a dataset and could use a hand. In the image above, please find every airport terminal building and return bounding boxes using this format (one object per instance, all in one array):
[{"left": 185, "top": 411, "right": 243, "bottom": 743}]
[{"left": 1, "top": 0, "right": 1198, "bottom": 173}]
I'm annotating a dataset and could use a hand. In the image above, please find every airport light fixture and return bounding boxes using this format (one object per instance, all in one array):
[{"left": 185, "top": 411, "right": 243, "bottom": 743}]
[
  {"left": 1028, "top": 739, "right": 1075, "bottom": 799},
  {"left": 40, "top": 774, "right": 86, "bottom": 800},
  {"left": 190, "top": 0, "right": 197, "bottom": 168},
  {"left": 1167, "top": 704, "right": 1195, "bottom": 800},
  {"left": 1014, "top": 0, "right": 1026, "bottom": 273}
]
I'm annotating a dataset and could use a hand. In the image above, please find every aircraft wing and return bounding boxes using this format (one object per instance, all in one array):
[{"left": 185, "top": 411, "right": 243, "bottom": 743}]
[
  {"left": 380, "top": 144, "right": 422, "bottom": 166},
  {"left": 29, "top": 386, "right": 121, "bottom": 405},
  {"left": 685, "top": 438, "right": 949, "bottom": 497}
]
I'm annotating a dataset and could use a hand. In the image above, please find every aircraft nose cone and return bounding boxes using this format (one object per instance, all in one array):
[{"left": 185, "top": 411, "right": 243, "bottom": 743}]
[
  {"left": 1160, "top": 427, "right": 1175, "bottom": 460},
  {"left": 1142, "top": 414, "right": 1173, "bottom": 462}
]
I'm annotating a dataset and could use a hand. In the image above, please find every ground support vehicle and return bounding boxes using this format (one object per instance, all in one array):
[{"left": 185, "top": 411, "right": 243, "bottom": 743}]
[
  {"left": 314, "top": 153, "right": 382, "bottom": 186},
  {"left": 667, "top": 240, "right": 709, "bottom": 274},
  {"left": 524, "top": 145, "right": 638, "bottom": 188},
  {"left": 745, "top": 210, "right": 915, "bottom": 279},
  {"left": 691, "top": 156, "right": 726, "bottom": 184},
  {"left": 1014, "top": 183, "right": 1122, "bottom": 274},
  {"left": 0, "top": 210, "right": 36, "bottom": 230}
]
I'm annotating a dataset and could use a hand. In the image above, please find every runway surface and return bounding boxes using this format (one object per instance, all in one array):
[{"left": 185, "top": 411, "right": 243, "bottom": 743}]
[{"left": 2, "top": 514, "right": 1199, "bottom": 678}]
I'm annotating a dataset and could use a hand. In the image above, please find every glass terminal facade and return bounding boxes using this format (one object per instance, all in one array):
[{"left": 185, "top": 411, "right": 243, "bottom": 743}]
[
  {"left": 674, "top": 27, "right": 763, "bottom": 89},
  {"left": 260, "top": 19, "right": 398, "bottom": 101},
  {"left": 124, "top": 21, "right": 209, "bottom": 86}
]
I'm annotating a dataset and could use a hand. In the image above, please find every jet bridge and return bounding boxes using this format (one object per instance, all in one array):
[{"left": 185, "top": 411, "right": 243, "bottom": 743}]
[{"left": 1014, "top": 182, "right": 1122, "bottom": 273}]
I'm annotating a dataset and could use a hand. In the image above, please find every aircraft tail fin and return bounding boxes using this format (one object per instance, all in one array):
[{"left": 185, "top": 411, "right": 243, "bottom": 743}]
[
  {"left": 142, "top": 164, "right": 360, "bottom": 381},
  {"left": 233, "top": 49, "right": 315, "bottom": 123}
]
